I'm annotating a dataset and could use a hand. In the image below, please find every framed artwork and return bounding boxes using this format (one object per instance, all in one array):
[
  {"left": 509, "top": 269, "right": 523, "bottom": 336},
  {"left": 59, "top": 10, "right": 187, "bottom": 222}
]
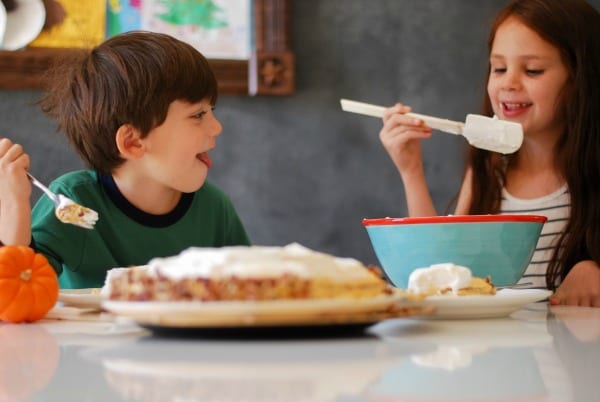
[
  {"left": 108, "top": 0, "right": 251, "bottom": 60},
  {"left": 141, "top": 0, "right": 251, "bottom": 60},
  {"left": 0, "top": 0, "right": 294, "bottom": 95}
]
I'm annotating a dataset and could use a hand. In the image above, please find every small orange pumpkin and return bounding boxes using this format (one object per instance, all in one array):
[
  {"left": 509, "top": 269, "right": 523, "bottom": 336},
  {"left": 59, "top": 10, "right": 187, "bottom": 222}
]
[{"left": 0, "top": 246, "right": 59, "bottom": 323}]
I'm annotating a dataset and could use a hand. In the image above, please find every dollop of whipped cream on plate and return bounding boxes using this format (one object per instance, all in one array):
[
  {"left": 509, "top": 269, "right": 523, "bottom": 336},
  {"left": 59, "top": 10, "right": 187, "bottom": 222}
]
[{"left": 407, "top": 263, "right": 472, "bottom": 295}]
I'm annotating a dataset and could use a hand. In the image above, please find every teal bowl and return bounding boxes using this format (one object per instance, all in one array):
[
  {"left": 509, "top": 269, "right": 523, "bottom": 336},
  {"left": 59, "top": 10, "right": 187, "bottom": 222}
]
[{"left": 363, "top": 215, "right": 547, "bottom": 288}]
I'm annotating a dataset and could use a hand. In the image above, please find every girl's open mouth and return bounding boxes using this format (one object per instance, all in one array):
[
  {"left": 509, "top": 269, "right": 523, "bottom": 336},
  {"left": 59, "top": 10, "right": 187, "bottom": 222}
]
[{"left": 501, "top": 102, "right": 531, "bottom": 117}]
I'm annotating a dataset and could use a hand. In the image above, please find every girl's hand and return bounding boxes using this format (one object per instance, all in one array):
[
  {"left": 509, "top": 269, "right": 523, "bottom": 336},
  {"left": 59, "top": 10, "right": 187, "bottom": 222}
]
[
  {"left": 550, "top": 260, "right": 600, "bottom": 307},
  {"left": 379, "top": 103, "right": 432, "bottom": 178}
]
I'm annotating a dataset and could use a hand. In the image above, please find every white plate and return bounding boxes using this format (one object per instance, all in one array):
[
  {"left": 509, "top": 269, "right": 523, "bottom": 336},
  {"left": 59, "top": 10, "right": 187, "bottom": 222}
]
[
  {"left": 58, "top": 288, "right": 104, "bottom": 309},
  {"left": 2, "top": 0, "right": 45, "bottom": 50},
  {"left": 102, "top": 292, "right": 433, "bottom": 329},
  {"left": 411, "top": 289, "right": 552, "bottom": 319}
]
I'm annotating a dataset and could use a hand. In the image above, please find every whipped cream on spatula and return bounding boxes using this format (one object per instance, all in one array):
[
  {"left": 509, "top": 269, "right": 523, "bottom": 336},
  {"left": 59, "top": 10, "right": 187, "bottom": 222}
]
[{"left": 340, "top": 98, "right": 523, "bottom": 154}]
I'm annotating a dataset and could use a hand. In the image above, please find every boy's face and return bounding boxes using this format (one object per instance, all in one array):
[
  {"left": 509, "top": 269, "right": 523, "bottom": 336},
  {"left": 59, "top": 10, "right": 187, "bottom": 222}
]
[
  {"left": 487, "top": 16, "right": 568, "bottom": 142},
  {"left": 140, "top": 99, "right": 222, "bottom": 193}
]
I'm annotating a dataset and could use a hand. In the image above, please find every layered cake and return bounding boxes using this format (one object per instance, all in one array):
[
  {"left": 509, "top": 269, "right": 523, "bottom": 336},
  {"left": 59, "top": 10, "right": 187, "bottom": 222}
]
[
  {"left": 106, "top": 243, "right": 391, "bottom": 302},
  {"left": 407, "top": 263, "right": 496, "bottom": 296}
]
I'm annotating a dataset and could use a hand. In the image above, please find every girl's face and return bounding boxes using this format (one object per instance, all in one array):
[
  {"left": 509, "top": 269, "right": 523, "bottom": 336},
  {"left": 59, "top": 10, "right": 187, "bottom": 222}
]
[
  {"left": 141, "top": 99, "right": 222, "bottom": 193},
  {"left": 487, "top": 16, "right": 569, "bottom": 141}
]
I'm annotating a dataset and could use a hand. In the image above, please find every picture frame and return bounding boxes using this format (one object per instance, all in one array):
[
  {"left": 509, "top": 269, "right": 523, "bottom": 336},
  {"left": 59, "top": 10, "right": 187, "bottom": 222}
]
[{"left": 0, "top": 0, "right": 294, "bottom": 95}]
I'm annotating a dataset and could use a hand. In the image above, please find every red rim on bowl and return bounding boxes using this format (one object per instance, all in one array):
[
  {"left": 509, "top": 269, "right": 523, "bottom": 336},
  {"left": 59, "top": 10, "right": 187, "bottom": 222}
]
[{"left": 362, "top": 215, "right": 548, "bottom": 226}]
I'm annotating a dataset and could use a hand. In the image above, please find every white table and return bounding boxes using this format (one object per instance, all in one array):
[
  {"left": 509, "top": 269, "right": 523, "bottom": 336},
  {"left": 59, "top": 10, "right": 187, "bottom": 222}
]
[{"left": 2, "top": 303, "right": 598, "bottom": 401}]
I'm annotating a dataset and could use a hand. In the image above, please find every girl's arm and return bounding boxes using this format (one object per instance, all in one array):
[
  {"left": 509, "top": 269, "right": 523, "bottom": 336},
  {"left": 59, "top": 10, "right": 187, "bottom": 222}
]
[
  {"left": 454, "top": 168, "right": 473, "bottom": 215},
  {"left": 379, "top": 103, "right": 437, "bottom": 216},
  {"left": 400, "top": 165, "right": 437, "bottom": 217},
  {"left": 550, "top": 260, "right": 600, "bottom": 307},
  {"left": 0, "top": 138, "right": 33, "bottom": 246}
]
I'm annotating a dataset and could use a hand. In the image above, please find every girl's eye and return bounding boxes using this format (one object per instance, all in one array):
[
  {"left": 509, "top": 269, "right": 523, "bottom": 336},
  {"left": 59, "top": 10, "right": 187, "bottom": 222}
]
[
  {"left": 492, "top": 67, "right": 506, "bottom": 74},
  {"left": 526, "top": 69, "right": 543, "bottom": 76}
]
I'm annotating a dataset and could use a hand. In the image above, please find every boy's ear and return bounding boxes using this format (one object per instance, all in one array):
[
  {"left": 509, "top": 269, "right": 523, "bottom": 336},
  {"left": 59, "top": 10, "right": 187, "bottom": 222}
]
[{"left": 115, "top": 124, "right": 145, "bottom": 159}]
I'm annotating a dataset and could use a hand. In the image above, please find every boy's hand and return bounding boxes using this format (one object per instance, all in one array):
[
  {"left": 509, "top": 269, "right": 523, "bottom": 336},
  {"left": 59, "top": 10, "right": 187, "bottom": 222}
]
[
  {"left": 550, "top": 260, "right": 600, "bottom": 307},
  {"left": 0, "top": 137, "right": 32, "bottom": 246},
  {"left": 0, "top": 138, "right": 31, "bottom": 201}
]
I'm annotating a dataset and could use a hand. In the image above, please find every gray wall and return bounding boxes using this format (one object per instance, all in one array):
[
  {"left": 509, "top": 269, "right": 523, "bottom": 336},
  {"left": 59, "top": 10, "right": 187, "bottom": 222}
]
[{"left": 2, "top": 0, "right": 598, "bottom": 267}]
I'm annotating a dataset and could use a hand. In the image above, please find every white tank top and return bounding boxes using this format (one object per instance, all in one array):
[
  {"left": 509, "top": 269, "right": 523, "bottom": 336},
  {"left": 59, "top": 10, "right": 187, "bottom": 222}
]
[{"left": 500, "top": 184, "right": 570, "bottom": 289}]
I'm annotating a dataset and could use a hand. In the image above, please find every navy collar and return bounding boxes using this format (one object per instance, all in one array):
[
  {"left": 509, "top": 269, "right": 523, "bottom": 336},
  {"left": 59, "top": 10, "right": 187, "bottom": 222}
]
[{"left": 99, "top": 173, "right": 194, "bottom": 228}]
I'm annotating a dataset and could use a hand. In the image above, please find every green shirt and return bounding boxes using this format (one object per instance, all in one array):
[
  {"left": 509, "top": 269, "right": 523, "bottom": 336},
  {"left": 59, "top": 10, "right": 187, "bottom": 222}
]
[{"left": 31, "top": 171, "right": 250, "bottom": 289}]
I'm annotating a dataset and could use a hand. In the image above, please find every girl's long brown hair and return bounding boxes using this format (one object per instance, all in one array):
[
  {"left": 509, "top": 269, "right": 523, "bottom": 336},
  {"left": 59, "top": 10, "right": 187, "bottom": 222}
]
[{"left": 467, "top": 0, "right": 600, "bottom": 289}]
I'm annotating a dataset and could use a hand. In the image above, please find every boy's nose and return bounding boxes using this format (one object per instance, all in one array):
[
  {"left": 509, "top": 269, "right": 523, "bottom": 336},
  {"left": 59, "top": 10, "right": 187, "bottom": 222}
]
[{"left": 212, "top": 117, "right": 223, "bottom": 137}]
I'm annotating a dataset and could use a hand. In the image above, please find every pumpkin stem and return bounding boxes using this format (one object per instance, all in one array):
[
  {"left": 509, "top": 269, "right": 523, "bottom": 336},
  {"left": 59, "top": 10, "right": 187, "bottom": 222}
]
[{"left": 20, "top": 269, "right": 32, "bottom": 282}]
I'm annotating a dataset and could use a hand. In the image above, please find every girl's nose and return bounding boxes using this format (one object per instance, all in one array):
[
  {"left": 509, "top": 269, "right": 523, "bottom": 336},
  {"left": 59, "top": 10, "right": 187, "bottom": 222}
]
[{"left": 502, "top": 69, "right": 522, "bottom": 91}]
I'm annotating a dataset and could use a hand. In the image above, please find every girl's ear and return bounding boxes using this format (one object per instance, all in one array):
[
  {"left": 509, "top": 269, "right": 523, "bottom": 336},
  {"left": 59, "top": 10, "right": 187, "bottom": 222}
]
[{"left": 115, "top": 124, "right": 145, "bottom": 159}]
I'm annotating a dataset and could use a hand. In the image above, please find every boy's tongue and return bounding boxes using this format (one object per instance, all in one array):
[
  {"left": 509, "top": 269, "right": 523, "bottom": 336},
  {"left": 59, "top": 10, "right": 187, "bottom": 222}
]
[{"left": 198, "top": 152, "right": 212, "bottom": 168}]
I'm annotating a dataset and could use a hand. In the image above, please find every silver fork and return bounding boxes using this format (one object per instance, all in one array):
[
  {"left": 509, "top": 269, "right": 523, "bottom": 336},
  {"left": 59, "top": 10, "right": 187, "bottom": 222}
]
[{"left": 27, "top": 172, "right": 99, "bottom": 229}]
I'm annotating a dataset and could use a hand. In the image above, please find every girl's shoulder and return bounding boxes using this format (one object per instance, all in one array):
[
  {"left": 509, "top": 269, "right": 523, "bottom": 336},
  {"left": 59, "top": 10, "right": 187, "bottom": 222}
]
[
  {"left": 501, "top": 183, "right": 569, "bottom": 212},
  {"left": 503, "top": 183, "right": 568, "bottom": 201}
]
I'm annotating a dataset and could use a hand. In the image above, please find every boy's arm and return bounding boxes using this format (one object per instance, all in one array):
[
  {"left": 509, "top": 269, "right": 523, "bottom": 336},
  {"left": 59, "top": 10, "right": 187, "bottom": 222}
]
[
  {"left": 0, "top": 198, "right": 32, "bottom": 245},
  {"left": 0, "top": 138, "right": 33, "bottom": 245}
]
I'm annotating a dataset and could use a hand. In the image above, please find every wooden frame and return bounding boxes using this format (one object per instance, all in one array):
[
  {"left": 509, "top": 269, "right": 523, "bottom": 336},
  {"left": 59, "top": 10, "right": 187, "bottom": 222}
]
[{"left": 0, "top": 0, "right": 294, "bottom": 95}]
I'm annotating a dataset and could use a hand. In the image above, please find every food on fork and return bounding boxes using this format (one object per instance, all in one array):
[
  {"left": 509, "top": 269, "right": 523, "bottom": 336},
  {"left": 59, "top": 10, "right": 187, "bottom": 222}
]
[
  {"left": 106, "top": 243, "right": 391, "bottom": 302},
  {"left": 407, "top": 263, "right": 496, "bottom": 296},
  {"left": 27, "top": 172, "right": 99, "bottom": 229},
  {"left": 53, "top": 197, "right": 99, "bottom": 229}
]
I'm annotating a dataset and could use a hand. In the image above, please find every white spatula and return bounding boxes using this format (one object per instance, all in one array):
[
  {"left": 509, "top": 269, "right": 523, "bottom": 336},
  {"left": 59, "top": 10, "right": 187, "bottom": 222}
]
[{"left": 340, "top": 98, "right": 523, "bottom": 154}]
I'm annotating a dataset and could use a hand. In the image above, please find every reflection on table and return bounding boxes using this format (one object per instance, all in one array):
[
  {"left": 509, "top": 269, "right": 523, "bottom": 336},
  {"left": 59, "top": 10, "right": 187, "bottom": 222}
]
[{"left": 0, "top": 303, "right": 599, "bottom": 402}]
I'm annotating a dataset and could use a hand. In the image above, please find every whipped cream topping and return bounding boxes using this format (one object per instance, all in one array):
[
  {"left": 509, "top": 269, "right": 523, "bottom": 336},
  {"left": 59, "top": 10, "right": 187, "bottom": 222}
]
[
  {"left": 407, "top": 263, "right": 472, "bottom": 294},
  {"left": 146, "top": 243, "right": 373, "bottom": 281}
]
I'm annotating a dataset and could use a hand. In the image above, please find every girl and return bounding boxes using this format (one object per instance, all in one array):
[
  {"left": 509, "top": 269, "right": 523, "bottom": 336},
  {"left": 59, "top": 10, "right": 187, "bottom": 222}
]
[{"left": 379, "top": 0, "right": 600, "bottom": 306}]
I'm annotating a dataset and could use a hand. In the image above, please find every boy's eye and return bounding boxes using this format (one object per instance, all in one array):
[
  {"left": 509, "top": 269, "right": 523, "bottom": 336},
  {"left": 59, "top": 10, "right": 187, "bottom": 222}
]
[
  {"left": 191, "top": 105, "right": 215, "bottom": 120},
  {"left": 193, "top": 107, "right": 216, "bottom": 118}
]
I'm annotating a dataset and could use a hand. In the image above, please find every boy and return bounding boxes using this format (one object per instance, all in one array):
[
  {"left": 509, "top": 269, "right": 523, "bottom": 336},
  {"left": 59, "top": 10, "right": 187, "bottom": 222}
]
[{"left": 0, "top": 31, "right": 250, "bottom": 288}]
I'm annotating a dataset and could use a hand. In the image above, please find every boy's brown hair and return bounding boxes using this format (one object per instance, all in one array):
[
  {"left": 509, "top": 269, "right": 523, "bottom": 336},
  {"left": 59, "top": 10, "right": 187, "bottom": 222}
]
[{"left": 38, "top": 31, "right": 218, "bottom": 175}]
